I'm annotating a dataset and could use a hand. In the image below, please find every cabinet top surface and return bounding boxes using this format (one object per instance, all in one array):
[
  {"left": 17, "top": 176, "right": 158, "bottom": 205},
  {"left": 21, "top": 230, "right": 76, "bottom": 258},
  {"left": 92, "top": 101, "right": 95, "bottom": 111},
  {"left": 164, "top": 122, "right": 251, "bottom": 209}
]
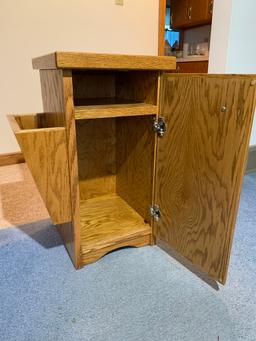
[{"left": 32, "top": 51, "right": 176, "bottom": 71}]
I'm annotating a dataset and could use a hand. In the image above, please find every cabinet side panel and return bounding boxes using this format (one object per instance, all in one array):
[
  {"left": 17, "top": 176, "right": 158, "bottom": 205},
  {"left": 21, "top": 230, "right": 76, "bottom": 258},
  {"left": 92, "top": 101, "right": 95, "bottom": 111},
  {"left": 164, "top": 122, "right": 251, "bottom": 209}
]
[
  {"left": 40, "top": 69, "right": 80, "bottom": 267},
  {"left": 61, "top": 70, "right": 81, "bottom": 268},
  {"left": 39, "top": 70, "right": 66, "bottom": 126},
  {"left": 116, "top": 116, "right": 155, "bottom": 223}
]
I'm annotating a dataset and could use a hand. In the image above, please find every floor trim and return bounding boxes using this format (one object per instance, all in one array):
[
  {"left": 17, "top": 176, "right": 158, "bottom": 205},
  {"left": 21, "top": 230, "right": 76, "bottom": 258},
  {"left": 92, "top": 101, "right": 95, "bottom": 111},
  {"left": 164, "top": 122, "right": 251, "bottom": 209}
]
[
  {"left": 246, "top": 145, "right": 256, "bottom": 173},
  {"left": 0, "top": 152, "right": 25, "bottom": 167}
]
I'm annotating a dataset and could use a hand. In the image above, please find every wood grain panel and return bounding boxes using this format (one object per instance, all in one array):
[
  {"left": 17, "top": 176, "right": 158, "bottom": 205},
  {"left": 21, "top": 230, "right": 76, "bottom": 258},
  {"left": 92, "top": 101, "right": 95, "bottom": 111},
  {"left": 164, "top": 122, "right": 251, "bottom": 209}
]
[
  {"left": 72, "top": 72, "right": 115, "bottom": 103},
  {"left": 81, "top": 234, "right": 151, "bottom": 266},
  {"left": 116, "top": 71, "right": 159, "bottom": 105},
  {"left": 0, "top": 152, "right": 24, "bottom": 166},
  {"left": 189, "top": 0, "right": 212, "bottom": 25},
  {"left": 15, "top": 112, "right": 64, "bottom": 129},
  {"left": 76, "top": 118, "right": 116, "bottom": 200},
  {"left": 151, "top": 73, "right": 163, "bottom": 244},
  {"left": 32, "top": 52, "right": 57, "bottom": 69},
  {"left": 39, "top": 70, "right": 65, "bottom": 126},
  {"left": 155, "top": 74, "right": 256, "bottom": 284},
  {"left": 61, "top": 70, "right": 81, "bottom": 268},
  {"left": 75, "top": 103, "right": 157, "bottom": 120},
  {"left": 176, "top": 61, "right": 208, "bottom": 73},
  {"left": 116, "top": 116, "right": 155, "bottom": 223},
  {"left": 80, "top": 194, "right": 152, "bottom": 265},
  {"left": 170, "top": 0, "right": 190, "bottom": 28},
  {"left": 33, "top": 52, "right": 176, "bottom": 71},
  {"left": 40, "top": 69, "right": 81, "bottom": 267},
  {"left": 8, "top": 114, "right": 71, "bottom": 225}
]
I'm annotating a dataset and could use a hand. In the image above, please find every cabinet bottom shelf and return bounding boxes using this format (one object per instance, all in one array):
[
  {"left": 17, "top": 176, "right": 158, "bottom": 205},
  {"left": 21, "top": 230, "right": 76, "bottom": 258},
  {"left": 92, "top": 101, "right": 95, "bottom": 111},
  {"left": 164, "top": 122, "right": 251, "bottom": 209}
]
[{"left": 80, "top": 194, "right": 152, "bottom": 266}]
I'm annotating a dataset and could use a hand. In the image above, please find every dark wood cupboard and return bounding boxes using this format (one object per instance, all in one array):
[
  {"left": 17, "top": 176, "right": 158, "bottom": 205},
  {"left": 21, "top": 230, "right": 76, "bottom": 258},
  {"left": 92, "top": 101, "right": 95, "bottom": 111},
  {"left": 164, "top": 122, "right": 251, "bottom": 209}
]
[
  {"left": 170, "top": 0, "right": 190, "bottom": 28},
  {"left": 176, "top": 60, "right": 208, "bottom": 73},
  {"left": 171, "top": 0, "right": 213, "bottom": 29}
]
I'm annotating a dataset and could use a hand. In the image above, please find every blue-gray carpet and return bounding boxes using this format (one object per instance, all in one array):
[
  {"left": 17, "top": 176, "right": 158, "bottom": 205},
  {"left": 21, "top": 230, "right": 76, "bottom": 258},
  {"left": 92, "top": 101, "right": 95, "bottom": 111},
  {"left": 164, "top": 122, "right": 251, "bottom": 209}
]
[{"left": 0, "top": 173, "right": 255, "bottom": 341}]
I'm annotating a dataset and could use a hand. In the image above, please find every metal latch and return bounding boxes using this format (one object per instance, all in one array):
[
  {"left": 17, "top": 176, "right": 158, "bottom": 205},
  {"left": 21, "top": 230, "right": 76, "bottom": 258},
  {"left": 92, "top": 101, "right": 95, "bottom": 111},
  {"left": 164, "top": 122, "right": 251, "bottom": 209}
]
[
  {"left": 150, "top": 205, "right": 161, "bottom": 221},
  {"left": 154, "top": 117, "right": 166, "bottom": 137}
]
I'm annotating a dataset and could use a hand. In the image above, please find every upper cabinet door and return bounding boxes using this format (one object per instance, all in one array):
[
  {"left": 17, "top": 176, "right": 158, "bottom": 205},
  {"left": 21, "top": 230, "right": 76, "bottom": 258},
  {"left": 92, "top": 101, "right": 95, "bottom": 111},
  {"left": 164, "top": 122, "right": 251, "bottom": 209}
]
[
  {"left": 188, "top": 0, "right": 211, "bottom": 25},
  {"left": 171, "top": 0, "right": 213, "bottom": 29},
  {"left": 155, "top": 74, "right": 256, "bottom": 284},
  {"left": 170, "top": 0, "right": 190, "bottom": 29}
]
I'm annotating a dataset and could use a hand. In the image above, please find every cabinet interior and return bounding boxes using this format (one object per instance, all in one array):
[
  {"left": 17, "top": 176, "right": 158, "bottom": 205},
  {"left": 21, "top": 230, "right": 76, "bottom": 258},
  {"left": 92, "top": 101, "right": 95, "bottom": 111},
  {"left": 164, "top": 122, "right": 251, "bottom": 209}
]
[
  {"left": 14, "top": 113, "right": 64, "bottom": 130},
  {"left": 76, "top": 115, "right": 155, "bottom": 262},
  {"left": 72, "top": 70, "right": 159, "bottom": 119}
]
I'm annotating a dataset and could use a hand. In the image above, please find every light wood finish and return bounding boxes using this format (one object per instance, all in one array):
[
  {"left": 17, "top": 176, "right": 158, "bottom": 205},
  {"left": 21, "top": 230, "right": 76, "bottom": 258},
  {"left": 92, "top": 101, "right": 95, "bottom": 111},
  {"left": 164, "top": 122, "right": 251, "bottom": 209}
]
[
  {"left": 81, "top": 234, "right": 151, "bottom": 266},
  {"left": 155, "top": 74, "right": 256, "bottom": 284},
  {"left": 32, "top": 52, "right": 176, "bottom": 71},
  {"left": 157, "top": 237, "right": 218, "bottom": 289},
  {"left": 75, "top": 103, "right": 157, "bottom": 120},
  {"left": 40, "top": 69, "right": 81, "bottom": 267},
  {"left": 60, "top": 70, "right": 81, "bottom": 268},
  {"left": 158, "top": 0, "right": 167, "bottom": 56},
  {"left": 0, "top": 152, "right": 24, "bottom": 167},
  {"left": 39, "top": 70, "right": 65, "bottom": 126},
  {"left": 8, "top": 114, "right": 71, "bottom": 225},
  {"left": 76, "top": 118, "right": 116, "bottom": 200},
  {"left": 116, "top": 116, "right": 155, "bottom": 223},
  {"left": 151, "top": 73, "right": 163, "bottom": 244},
  {"left": 80, "top": 194, "right": 152, "bottom": 266}
]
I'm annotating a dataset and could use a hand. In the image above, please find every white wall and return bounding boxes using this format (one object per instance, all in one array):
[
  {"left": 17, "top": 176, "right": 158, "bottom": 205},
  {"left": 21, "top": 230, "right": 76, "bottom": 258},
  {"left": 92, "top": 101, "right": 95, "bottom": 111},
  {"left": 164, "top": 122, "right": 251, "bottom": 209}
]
[
  {"left": 226, "top": 0, "right": 256, "bottom": 145},
  {"left": 0, "top": 0, "right": 158, "bottom": 153},
  {"left": 209, "top": 0, "right": 256, "bottom": 145},
  {"left": 208, "top": 0, "right": 233, "bottom": 73}
]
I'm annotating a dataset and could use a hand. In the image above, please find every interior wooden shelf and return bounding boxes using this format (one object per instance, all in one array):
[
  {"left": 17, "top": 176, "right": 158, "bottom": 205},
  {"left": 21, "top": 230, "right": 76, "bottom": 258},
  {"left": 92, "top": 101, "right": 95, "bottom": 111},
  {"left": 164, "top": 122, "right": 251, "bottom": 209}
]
[
  {"left": 75, "top": 102, "right": 157, "bottom": 120},
  {"left": 80, "top": 194, "right": 151, "bottom": 262}
]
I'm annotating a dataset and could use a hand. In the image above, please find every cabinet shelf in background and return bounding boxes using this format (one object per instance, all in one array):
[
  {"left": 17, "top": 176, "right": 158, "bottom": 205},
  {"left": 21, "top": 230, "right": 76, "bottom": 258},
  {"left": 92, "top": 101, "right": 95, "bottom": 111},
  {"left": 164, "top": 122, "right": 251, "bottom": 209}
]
[{"left": 75, "top": 102, "right": 157, "bottom": 120}]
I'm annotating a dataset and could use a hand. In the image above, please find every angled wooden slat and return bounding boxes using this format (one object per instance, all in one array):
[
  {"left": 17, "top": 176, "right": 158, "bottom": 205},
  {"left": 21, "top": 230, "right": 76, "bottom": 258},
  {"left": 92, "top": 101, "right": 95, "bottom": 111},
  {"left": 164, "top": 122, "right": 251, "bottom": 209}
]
[{"left": 8, "top": 114, "right": 71, "bottom": 225}]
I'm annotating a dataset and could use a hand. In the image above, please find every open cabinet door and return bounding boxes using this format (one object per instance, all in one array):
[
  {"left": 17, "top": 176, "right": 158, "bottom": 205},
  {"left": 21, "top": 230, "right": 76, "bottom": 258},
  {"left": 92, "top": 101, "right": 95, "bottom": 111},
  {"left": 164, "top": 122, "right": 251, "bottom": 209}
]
[{"left": 155, "top": 74, "right": 256, "bottom": 284}]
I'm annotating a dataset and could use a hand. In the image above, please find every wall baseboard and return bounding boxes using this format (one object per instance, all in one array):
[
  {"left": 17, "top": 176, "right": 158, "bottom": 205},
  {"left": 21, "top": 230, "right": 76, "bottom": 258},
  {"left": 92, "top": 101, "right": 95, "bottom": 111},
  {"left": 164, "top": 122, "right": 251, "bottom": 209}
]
[
  {"left": 0, "top": 152, "right": 25, "bottom": 167},
  {"left": 246, "top": 145, "right": 256, "bottom": 173}
]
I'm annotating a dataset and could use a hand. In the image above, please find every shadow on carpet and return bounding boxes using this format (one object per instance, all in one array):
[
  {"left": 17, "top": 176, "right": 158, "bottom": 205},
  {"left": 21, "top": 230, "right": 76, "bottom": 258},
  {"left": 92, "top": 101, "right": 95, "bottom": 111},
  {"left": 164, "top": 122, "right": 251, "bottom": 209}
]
[{"left": 0, "top": 173, "right": 255, "bottom": 341}]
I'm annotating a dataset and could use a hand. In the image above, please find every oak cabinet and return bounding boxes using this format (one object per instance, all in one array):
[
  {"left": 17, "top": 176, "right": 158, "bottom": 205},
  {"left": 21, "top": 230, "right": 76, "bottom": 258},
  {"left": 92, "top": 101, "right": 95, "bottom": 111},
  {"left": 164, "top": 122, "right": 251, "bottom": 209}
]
[
  {"left": 171, "top": 0, "right": 213, "bottom": 29},
  {"left": 8, "top": 52, "right": 256, "bottom": 285}
]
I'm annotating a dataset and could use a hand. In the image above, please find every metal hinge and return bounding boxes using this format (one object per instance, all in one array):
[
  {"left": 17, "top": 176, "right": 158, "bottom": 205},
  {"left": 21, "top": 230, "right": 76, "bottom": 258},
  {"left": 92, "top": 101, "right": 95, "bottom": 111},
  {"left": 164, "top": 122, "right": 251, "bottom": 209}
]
[
  {"left": 153, "top": 117, "right": 166, "bottom": 137},
  {"left": 150, "top": 205, "right": 161, "bottom": 221}
]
